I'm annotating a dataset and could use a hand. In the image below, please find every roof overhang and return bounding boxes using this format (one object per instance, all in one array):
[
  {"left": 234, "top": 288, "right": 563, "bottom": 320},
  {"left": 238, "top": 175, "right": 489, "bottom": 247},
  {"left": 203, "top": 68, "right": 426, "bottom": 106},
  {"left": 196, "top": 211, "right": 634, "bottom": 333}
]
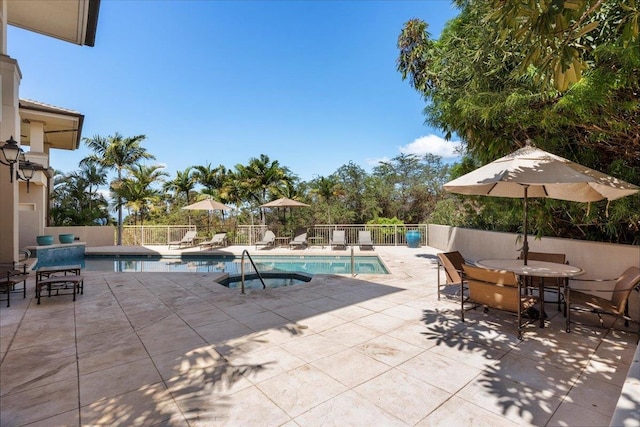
[
  {"left": 7, "top": 0, "right": 100, "bottom": 46},
  {"left": 19, "top": 99, "right": 84, "bottom": 151}
]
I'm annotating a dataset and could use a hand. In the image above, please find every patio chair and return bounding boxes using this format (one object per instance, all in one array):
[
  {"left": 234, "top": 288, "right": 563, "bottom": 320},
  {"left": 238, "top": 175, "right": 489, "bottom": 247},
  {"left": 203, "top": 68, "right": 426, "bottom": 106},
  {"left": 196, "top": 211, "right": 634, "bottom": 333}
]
[
  {"left": 255, "top": 230, "right": 276, "bottom": 250},
  {"left": 289, "top": 228, "right": 308, "bottom": 249},
  {"left": 0, "top": 263, "right": 29, "bottom": 308},
  {"left": 168, "top": 230, "right": 198, "bottom": 249},
  {"left": 200, "top": 232, "right": 227, "bottom": 250},
  {"left": 437, "top": 251, "right": 467, "bottom": 300},
  {"left": 358, "top": 230, "right": 374, "bottom": 250},
  {"left": 330, "top": 230, "right": 346, "bottom": 250},
  {"left": 462, "top": 264, "right": 539, "bottom": 339},
  {"left": 519, "top": 251, "right": 567, "bottom": 312},
  {"left": 565, "top": 266, "right": 640, "bottom": 333}
]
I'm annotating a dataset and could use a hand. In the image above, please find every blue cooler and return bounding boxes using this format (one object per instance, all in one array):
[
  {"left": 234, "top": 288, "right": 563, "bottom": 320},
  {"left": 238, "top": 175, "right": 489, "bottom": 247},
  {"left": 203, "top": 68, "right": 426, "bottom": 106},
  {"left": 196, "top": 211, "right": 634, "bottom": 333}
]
[{"left": 406, "top": 230, "right": 421, "bottom": 248}]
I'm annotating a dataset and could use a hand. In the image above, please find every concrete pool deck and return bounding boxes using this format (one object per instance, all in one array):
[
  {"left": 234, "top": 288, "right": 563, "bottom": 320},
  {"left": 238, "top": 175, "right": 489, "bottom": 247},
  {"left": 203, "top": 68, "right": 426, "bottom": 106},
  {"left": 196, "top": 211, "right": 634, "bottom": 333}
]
[{"left": 1, "top": 245, "right": 638, "bottom": 426}]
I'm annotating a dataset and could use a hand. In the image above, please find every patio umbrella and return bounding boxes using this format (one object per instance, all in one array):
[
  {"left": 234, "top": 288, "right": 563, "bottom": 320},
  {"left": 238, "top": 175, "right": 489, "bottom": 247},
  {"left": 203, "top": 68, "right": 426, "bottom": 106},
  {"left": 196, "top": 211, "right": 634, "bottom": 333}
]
[
  {"left": 260, "top": 197, "right": 310, "bottom": 208},
  {"left": 443, "top": 143, "right": 639, "bottom": 263},
  {"left": 260, "top": 198, "right": 310, "bottom": 230},
  {"left": 182, "top": 199, "right": 232, "bottom": 234}
]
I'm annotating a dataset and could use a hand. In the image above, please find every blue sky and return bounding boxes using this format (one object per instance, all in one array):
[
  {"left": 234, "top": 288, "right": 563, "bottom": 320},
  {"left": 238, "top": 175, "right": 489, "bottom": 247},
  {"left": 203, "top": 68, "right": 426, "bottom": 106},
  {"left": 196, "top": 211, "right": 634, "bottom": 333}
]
[{"left": 10, "top": 0, "right": 461, "bottom": 182}]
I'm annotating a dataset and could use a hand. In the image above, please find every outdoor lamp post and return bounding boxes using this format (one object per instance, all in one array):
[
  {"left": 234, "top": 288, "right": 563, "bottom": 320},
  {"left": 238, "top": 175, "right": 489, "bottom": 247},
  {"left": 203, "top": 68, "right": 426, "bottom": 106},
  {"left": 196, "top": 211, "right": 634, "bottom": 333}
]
[
  {"left": 0, "top": 136, "right": 24, "bottom": 182},
  {"left": 17, "top": 159, "right": 37, "bottom": 192}
]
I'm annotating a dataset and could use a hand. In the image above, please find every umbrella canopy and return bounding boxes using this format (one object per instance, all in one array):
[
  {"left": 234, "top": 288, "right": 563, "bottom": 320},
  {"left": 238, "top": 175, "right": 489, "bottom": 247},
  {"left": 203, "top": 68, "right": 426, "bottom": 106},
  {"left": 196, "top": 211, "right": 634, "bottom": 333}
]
[
  {"left": 444, "top": 143, "right": 639, "bottom": 262},
  {"left": 182, "top": 199, "right": 232, "bottom": 211},
  {"left": 182, "top": 199, "right": 232, "bottom": 234},
  {"left": 260, "top": 197, "right": 310, "bottom": 208}
]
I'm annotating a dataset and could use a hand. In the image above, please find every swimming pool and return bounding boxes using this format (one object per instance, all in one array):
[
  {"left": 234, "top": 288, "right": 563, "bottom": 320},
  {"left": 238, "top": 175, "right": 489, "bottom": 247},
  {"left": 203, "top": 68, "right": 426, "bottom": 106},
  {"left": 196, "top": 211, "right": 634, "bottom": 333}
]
[{"left": 76, "top": 254, "right": 389, "bottom": 275}]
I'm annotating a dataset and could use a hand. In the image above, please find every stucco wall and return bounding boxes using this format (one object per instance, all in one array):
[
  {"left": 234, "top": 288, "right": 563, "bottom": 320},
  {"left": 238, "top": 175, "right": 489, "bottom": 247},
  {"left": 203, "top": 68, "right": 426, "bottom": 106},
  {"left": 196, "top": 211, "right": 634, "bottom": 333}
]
[
  {"left": 44, "top": 226, "right": 115, "bottom": 247},
  {"left": 427, "top": 224, "right": 640, "bottom": 318}
]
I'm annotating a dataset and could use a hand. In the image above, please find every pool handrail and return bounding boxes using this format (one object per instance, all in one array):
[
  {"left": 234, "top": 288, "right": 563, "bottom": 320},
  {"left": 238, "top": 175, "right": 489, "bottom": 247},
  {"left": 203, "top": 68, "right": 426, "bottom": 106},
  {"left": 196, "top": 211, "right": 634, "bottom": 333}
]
[{"left": 240, "top": 250, "right": 266, "bottom": 294}]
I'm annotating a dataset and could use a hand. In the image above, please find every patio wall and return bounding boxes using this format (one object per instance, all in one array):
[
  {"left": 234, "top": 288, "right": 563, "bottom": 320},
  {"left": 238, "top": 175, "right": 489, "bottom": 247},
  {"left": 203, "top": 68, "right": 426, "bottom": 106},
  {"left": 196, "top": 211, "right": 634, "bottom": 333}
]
[
  {"left": 427, "top": 224, "right": 640, "bottom": 319},
  {"left": 44, "top": 226, "right": 115, "bottom": 247}
]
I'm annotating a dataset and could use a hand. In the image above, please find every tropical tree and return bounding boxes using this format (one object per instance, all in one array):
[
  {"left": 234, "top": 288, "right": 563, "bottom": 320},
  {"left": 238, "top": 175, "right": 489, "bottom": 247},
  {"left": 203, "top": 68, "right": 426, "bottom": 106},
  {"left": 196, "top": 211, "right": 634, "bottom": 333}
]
[
  {"left": 396, "top": 0, "right": 640, "bottom": 243},
  {"left": 81, "top": 132, "right": 155, "bottom": 244},
  {"left": 114, "top": 164, "right": 168, "bottom": 225},
  {"left": 49, "top": 166, "right": 110, "bottom": 226},
  {"left": 234, "top": 154, "right": 294, "bottom": 223},
  {"left": 163, "top": 167, "right": 196, "bottom": 205}
]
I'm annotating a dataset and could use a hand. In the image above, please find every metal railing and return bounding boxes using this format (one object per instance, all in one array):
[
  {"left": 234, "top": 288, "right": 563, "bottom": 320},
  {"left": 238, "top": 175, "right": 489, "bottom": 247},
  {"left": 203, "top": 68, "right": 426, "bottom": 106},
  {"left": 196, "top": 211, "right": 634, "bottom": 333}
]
[
  {"left": 122, "top": 225, "right": 197, "bottom": 246},
  {"left": 232, "top": 224, "right": 428, "bottom": 247},
  {"left": 240, "top": 249, "right": 266, "bottom": 294},
  {"left": 120, "top": 224, "right": 427, "bottom": 247}
]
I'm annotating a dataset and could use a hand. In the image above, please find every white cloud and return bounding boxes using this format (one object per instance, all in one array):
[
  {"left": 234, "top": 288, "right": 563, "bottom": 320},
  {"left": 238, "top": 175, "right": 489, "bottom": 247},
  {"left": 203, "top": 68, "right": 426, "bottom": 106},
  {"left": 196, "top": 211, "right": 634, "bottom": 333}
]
[{"left": 399, "top": 134, "right": 461, "bottom": 159}]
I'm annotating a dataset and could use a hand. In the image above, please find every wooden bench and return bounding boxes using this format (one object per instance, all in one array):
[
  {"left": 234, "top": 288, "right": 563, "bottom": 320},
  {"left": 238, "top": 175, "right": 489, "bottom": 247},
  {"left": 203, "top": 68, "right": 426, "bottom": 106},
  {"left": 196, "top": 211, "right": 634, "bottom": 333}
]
[{"left": 35, "top": 265, "right": 83, "bottom": 305}]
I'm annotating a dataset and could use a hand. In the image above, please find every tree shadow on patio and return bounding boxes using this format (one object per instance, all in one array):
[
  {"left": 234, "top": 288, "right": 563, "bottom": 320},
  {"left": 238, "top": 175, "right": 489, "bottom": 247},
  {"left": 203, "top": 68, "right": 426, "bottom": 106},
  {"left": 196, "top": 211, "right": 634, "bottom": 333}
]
[{"left": 419, "top": 305, "right": 637, "bottom": 426}]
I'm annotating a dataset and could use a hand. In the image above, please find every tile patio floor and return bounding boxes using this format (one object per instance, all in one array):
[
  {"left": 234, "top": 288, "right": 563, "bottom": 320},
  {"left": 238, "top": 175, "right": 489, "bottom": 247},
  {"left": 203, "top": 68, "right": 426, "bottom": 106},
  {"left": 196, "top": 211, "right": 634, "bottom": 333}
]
[{"left": 0, "top": 245, "right": 638, "bottom": 426}]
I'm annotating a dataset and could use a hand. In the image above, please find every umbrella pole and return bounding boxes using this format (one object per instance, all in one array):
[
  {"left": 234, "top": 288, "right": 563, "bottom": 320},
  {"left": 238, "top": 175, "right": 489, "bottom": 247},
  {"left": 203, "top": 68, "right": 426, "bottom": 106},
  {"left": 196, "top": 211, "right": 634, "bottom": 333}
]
[{"left": 523, "top": 186, "right": 529, "bottom": 265}]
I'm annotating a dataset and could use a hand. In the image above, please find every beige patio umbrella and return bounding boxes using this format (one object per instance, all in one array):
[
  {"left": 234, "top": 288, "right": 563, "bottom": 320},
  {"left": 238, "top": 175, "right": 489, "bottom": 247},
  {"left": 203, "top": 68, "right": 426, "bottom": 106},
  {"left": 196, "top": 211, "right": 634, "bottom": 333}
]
[
  {"left": 260, "top": 198, "right": 310, "bottom": 230},
  {"left": 182, "top": 199, "right": 232, "bottom": 234},
  {"left": 444, "top": 143, "right": 639, "bottom": 263},
  {"left": 260, "top": 197, "right": 310, "bottom": 208}
]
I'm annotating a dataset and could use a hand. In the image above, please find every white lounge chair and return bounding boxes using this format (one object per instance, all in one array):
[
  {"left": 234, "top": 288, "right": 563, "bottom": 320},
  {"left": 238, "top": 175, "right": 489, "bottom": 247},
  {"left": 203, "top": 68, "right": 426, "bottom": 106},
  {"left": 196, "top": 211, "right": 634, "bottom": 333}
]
[
  {"left": 289, "top": 228, "right": 308, "bottom": 249},
  {"left": 330, "top": 230, "right": 346, "bottom": 250},
  {"left": 255, "top": 230, "right": 276, "bottom": 250},
  {"left": 200, "top": 232, "right": 227, "bottom": 250},
  {"left": 358, "top": 230, "right": 374, "bottom": 250},
  {"left": 168, "top": 230, "right": 198, "bottom": 249}
]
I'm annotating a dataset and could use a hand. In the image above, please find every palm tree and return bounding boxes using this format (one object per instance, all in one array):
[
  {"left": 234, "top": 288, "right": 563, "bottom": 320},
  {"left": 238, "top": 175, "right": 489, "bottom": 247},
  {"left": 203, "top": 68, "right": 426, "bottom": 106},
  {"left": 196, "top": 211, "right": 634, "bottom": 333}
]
[
  {"left": 114, "top": 164, "right": 167, "bottom": 225},
  {"left": 163, "top": 167, "right": 196, "bottom": 205},
  {"left": 235, "top": 154, "right": 293, "bottom": 223},
  {"left": 81, "top": 132, "right": 155, "bottom": 244},
  {"left": 310, "top": 175, "right": 342, "bottom": 223}
]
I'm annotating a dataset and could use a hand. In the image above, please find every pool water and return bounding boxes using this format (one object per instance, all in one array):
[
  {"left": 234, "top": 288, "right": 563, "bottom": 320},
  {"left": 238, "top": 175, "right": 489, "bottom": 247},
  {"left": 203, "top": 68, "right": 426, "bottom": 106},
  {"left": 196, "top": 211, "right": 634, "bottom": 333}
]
[
  {"left": 77, "top": 255, "right": 389, "bottom": 275},
  {"left": 220, "top": 272, "right": 313, "bottom": 290}
]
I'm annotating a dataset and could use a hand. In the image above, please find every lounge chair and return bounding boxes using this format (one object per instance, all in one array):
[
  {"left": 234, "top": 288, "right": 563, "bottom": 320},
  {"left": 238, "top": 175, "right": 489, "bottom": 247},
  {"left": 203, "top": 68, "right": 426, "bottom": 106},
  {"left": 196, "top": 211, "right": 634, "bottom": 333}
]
[
  {"left": 330, "top": 230, "right": 346, "bottom": 250},
  {"left": 565, "top": 266, "right": 640, "bottom": 333},
  {"left": 255, "top": 230, "right": 276, "bottom": 250},
  {"left": 437, "top": 251, "right": 467, "bottom": 300},
  {"left": 289, "top": 228, "right": 308, "bottom": 249},
  {"left": 358, "top": 230, "right": 374, "bottom": 250},
  {"left": 462, "top": 264, "right": 539, "bottom": 339},
  {"left": 168, "top": 230, "right": 198, "bottom": 249},
  {"left": 200, "top": 232, "right": 227, "bottom": 250}
]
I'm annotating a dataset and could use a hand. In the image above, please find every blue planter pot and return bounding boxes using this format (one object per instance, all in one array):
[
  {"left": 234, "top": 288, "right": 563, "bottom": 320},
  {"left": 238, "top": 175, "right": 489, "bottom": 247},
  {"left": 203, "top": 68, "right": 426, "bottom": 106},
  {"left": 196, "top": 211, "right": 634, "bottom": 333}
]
[
  {"left": 406, "top": 230, "right": 421, "bottom": 248},
  {"left": 58, "top": 234, "right": 75, "bottom": 244},
  {"left": 36, "top": 235, "right": 54, "bottom": 246}
]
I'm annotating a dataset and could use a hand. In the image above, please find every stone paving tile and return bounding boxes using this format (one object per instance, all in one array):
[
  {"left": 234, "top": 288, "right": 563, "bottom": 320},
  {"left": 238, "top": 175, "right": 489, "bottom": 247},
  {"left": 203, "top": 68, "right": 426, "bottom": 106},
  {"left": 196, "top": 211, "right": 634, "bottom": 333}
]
[
  {"left": 1, "top": 245, "right": 637, "bottom": 426},
  {"left": 0, "top": 378, "right": 79, "bottom": 426},
  {"left": 397, "top": 349, "right": 484, "bottom": 395},
  {"left": 0, "top": 339, "right": 77, "bottom": 396},
  {"left": 81, "top": 382, "right": 182, "bottom": 427},
  {"left": 293, "top": 390, "right": 407, "bottom": 426},
  {"left": 353, "top": 368, "right": 451, "bottom": 425},
  {"left": 310, "top": 348, "right": 391, "bottom": 388},
  {"left": 256, "top": 364, "right": 348, "bottom": 418},
  {"left": 79, "top": 358, "right": 163, "bottom": 406},
  {"left": 456, "top": 373, "right": 560, "bottom": 426},
  {"left": 547, "top": 401, "right": 613, "bottom": 427},
  {"left": 355, "top": 334, "right": 424, "bottom": 367},
  {"left": 418, "top": 395, "right": 521, "bottom": 427}
]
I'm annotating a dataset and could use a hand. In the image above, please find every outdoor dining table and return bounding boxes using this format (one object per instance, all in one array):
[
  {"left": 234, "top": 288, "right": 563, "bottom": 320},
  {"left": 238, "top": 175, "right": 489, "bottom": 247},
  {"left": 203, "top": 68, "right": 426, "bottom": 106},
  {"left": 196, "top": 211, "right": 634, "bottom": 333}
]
[{"left": 476, "top": 259, "right": 585, "bottom": 328}]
